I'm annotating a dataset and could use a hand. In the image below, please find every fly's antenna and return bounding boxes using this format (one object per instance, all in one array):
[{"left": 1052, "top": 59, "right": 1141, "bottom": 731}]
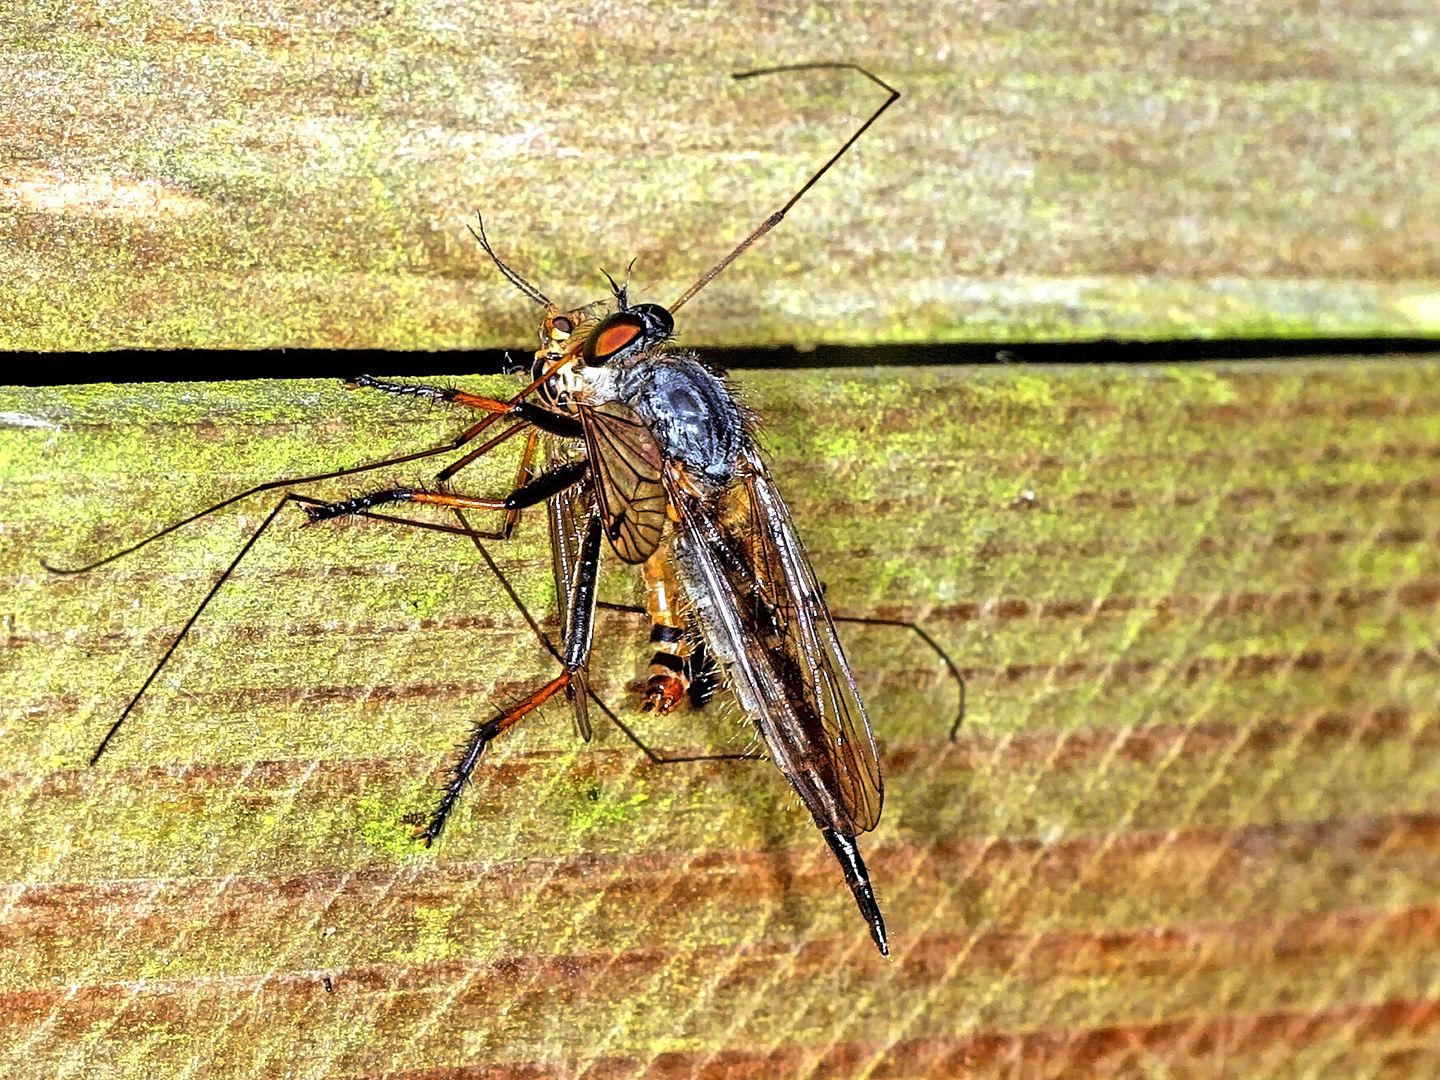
[
  {"left": 599, "top": 258, "right": 640, "bottom": 308},
  {"left": 469, "top": 212, "right": 552, "bottom": 308},
  {"left": 668, "top": 62, "right": 900, "bottom": 315}
]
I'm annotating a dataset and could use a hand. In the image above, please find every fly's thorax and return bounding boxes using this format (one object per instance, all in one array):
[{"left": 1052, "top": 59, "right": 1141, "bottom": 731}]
[
  {"left": 531, "top": 360, "right": 618, "bottom": 412},
  {"left": 614, "top": 351, "right": 745, "bottom": 493}
]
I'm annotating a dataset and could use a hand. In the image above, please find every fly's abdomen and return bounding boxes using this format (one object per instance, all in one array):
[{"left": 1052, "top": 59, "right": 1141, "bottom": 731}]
[{"left": 640, "top": 547, "right": 699, "bottom": 713}]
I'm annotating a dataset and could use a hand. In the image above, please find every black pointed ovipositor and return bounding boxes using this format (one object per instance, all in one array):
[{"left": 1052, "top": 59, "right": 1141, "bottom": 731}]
[{"left": 823, "top": 827, "right": 889, "bottom": 956}]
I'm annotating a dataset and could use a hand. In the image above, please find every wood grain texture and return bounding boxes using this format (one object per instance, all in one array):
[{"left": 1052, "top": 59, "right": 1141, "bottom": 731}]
[
  {"left": 4, "top": 0, "right": 1439, "bottom": 350},
  {"left": 3, "top": 360, "right": 1439, "bottom": 1078}
]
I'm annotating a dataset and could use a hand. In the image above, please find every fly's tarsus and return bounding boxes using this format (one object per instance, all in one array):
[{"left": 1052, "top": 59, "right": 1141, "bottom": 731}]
[
  {"left": 345, "top": 373, "right": 454, "bottom": 402},
  {"left": 303, "top": 488, "right": 415, "bottom": 523},
  {"left": 833, "top": 613, "right": 967, "bottom": 740},
  {"left": 414, "top": 671, "right": 573, "bottom": 845},
  {"left": 85, "top": 493, "right": 299, "bottom": 764}
]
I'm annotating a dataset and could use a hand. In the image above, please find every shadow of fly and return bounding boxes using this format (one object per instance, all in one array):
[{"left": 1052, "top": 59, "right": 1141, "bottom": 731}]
[{"left": 48, "top": 64, "right": 964, "bottom": 957}]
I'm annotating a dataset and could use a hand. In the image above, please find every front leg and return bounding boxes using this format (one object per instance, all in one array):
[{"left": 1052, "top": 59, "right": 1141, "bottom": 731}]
[{"left": 348, "top": 372, "right": 585, "bottom": 485}]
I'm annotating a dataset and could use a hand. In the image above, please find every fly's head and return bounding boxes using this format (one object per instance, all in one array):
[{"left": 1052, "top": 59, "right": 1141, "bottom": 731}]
[
  {"left": 582, "top": 264, "right": 676, "bottom": 370},
  {"left": 529, "top": 279, "right": 675, "bottom": 411},
  {"left": 580, "top": 301, "right": 674, "bottom": 369}
]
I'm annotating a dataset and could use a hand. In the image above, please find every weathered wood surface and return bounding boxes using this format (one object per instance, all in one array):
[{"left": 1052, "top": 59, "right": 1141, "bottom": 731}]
[
  {"left": 4, "top": 1, "right": 1439, "bottom": 351},
  {"left": 2, "top": 360, "right": 1438, "bottom": 1078}
]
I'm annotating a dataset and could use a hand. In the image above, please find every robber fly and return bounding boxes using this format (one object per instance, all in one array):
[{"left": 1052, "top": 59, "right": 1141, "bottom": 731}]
[{"left": 51, "top": 63, "right": 911, "bottom": 955}]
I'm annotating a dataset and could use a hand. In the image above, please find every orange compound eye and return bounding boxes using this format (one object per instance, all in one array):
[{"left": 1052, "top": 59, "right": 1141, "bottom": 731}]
[{"left": 583, "top": 313, "right": 643, "bottom": 366}]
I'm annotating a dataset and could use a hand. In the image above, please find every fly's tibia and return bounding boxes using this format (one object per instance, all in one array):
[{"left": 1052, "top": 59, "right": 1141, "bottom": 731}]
[
  {"left": 346, "top": 374, "right": 456, "bottom": 402},
  {"left": 305, "top": 488, "right": 415, "bottom": 522}
]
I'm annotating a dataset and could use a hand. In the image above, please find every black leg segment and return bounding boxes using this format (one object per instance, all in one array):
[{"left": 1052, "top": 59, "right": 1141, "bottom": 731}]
[
  {"left": 304, "top": 488, "right": 414, "bottom": 523},
  {"left": 505, "top": 460, "right": 589, "bottom": 510}
]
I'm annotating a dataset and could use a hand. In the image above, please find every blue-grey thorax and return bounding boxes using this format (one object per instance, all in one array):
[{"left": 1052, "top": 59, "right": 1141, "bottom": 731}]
[{"left": 612, "top": 353, "right": 745, "bottom": 493}]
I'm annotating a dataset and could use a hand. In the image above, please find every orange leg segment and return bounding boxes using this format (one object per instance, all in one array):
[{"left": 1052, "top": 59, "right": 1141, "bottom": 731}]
[
  {"left": 407, "top": 492, "right": 507, "bottom": 511},
  {"left": 436, "top": 417, "right": 531, "bottom": 483}
]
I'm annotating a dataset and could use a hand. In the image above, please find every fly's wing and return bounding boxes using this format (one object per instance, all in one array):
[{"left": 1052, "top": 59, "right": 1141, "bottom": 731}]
[
  {"left": 546, "top": 444, "right": 593, "bottom": 742},
  {"left": 579, "top": 399, "right": 667, "bottom": 565},
  {"left": 670, "top": 447, "right": 883, "bottom": 835}
]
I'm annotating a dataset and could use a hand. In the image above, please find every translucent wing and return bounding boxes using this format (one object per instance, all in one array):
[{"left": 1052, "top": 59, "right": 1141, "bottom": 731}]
[
  {"left": 669, "top": 446, "right": 883, "bottom": 835},
  {"left": 579, "top": 399, "right": 667, "bottom": 565},
  {"left": 546, "top": 443, "right": 593, "bottom": 742}
]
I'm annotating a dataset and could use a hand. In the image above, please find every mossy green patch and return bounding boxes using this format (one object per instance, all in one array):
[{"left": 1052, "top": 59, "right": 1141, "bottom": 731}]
[
  {"left": 389, "top": 902, "right": 464, "bottom": 964},
  {"left": 356, "top": 785, "right": 437, "bottom": 861},
  {"left": 1165, "top": 366, "right": 1239, "bottom": 405},
  {"left": 6, "top": 361, "right": 1440, "bottom": 1078},
  {"left": 6, "top": 6, "right": 1439, "bottom": 351},
  {"left": 564, "top": 765, "right": 653, "bottom": 837}
]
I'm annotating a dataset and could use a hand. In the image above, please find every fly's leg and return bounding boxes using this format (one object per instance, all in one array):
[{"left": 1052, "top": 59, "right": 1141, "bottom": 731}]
[
  {"left": 298, "top": 442, "right": 606, "bottom": 840},
  {"left": 345, "top": 372, "right": 583, "bottom": 483},
  {"left": 547, "top": 475, "right": 597, "bottom": 741},
  {"left": 833, "top": 613, "right": 967, "bottom": 740},
  {"left": 299, "top": 485, "right": 723, "bottom": 843},
  {"left": 347, "top": 372, "right": 519, "bottom": 413},
  {"left": 56, "top": 400, "right": 549, "bottom": 763},
  {"left": 414, "top": 514, "right": 604, "bottom": 845},
  {"left": 414, "top": 670, "right": 575, "bottom": 845},
  {"left": 41, "top": 421, "right": 530, "bottom": 576},
  {"left": 304, "top": 499, "right": 759, "bottom": 770},
  {"left": 590, "top": 591, "right": 761, "bottom": 764},
  {"left": 83, "top": 494, "right": 300, "bottom": 763},
  {"left": 300, "top": 458, "right": 589, "bottom": 537},
  {"left": 42, "top": 370, "right": 568, "bottom": 578},
  {"left": 598, "top": 700, "right": 760, "bottom": 765}
]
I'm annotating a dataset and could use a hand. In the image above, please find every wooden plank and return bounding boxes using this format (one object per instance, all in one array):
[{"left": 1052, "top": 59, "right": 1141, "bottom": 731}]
[
  {"left": 4, "top": 1, "right": 1439, "bottom": 351},
  {"left": 2, "top": 360, "right": 1438, "bottom": 1077}
]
